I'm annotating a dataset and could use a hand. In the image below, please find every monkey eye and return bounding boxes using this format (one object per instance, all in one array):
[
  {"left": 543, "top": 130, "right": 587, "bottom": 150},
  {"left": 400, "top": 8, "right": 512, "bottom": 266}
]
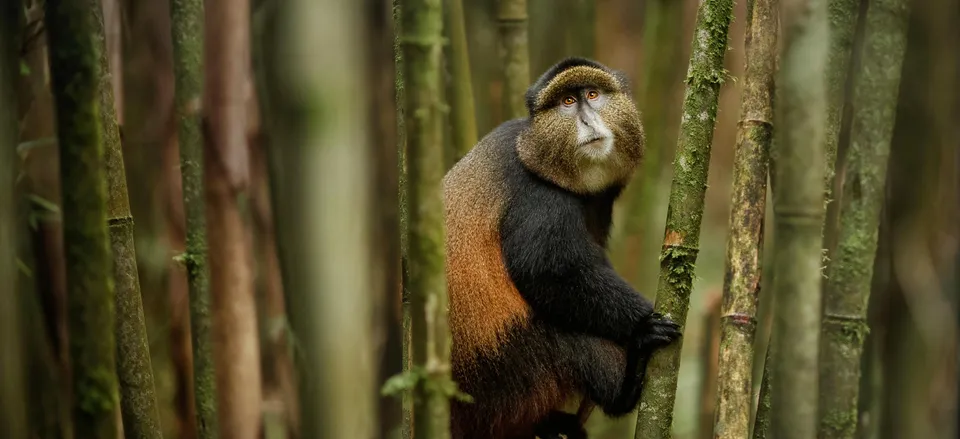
[
  {"left": 587, "top": 90, "right": 600, "bottom": 100},
  {"left": 562, "top": 96, "right": 577, "bottom": 106}
]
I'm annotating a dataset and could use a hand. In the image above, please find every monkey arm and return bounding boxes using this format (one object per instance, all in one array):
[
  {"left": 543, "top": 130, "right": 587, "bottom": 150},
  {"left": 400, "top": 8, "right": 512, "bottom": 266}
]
[{"left": 500, "top": 189, "right": 654, "bottom": 345}]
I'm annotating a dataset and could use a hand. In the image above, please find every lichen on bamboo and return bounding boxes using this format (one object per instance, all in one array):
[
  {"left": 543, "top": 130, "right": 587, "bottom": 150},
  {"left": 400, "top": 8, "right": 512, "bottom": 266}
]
[
  {"left": 633, "top": 1, "right": 735, "bottom": 438},
  {"left": 817, "top": 0, "right": 910, "bottom": 436}
]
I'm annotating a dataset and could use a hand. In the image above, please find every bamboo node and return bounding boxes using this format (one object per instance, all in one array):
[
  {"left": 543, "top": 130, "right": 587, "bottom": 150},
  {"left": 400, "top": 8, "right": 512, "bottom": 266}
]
[
  {"left": 107, "top": 215, "right": 134, "bottom": 227},
  {"left": 720, "top": 313, "right": 757, "bottom": 327}
]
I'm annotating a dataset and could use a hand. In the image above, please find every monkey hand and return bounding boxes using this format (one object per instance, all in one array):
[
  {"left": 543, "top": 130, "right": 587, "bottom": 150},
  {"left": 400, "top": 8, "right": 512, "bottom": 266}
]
[{"left": 632, "top": 312, "right": 681, "bottom": 354}]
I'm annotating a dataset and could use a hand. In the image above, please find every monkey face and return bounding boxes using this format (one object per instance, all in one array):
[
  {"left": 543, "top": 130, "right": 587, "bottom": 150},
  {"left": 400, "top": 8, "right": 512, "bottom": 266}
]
[
  {"left": 518, "top": 63, "right": 645, "bottom": 195},
  {"left": 557, "top": 88, "right": 616, "bottom": 162}
]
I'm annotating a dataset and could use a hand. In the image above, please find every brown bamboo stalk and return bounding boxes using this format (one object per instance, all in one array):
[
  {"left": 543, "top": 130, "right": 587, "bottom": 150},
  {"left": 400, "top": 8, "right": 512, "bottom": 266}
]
[
  {"left": 203, "top": 0, "right": 262, "bottom": 435},
  {"left": 711, "top": 0, "right": 777, "bottom": 437}
]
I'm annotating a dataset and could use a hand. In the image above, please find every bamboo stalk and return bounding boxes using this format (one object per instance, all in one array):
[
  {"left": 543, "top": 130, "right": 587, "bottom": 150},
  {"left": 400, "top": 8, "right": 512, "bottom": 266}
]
[
  {"left": 169, "top": 0, "right": 220, "bottom": 436},
  {"left": 497, "top": 0, "right": 530, "bottom": 120},
  {"left": 819, "top": 0, "right": 861, "bottom": 241},
  {"left": 817, "top": 0, "right": 910, "bottom": 436},
  {"left": 0, "top": 3, "right": 26, "bottom": 438},
  {"left": 399, "top": 0, "right": 453, "bottom": 437},
  {"left": 392, "top": 2, "right": 414, "bottom": 438},
  {"left": 445, "top": 0, "right": 478, "bottom": 161},
  {"left": 752, "top": 345, "right": 773, "bottom": 439},
  {"left": 699, "top": 294, "right": 722, "bottom": 439},
  {"left": 202, "top": 0, "right": 261, "bottom": 435},
  {"left": 90, "top": 1, "right": 164, "bottom": 436},
  {"left": 633, "top": 0, "right": 735, "bottom": 437},
  {"left": 42, "top": 0, "right": 121, "bottom": 436},
  {"left": 711, "top": 0, "right": 777, "bottom": 437},
  {"left": 769, "top": 0, "right": 829, "bottom": 438}
]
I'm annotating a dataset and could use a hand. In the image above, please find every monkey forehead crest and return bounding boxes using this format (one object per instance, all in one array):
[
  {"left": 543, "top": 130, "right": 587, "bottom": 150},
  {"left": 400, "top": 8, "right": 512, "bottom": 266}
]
[{"left": 525, "top": 57, "right": 631, "bottom": 114}]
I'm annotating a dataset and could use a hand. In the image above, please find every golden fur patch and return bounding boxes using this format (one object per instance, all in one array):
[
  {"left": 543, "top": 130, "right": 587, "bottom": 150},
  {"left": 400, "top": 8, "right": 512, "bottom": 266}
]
[{"left": 443, "top": 143, "right": 531, "bottom": 365}]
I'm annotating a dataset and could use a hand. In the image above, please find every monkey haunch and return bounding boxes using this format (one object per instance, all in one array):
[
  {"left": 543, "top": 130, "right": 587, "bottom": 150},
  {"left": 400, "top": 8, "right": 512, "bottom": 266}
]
[{"left": 442, "top": 58, "right": 682, "bottom": 439}]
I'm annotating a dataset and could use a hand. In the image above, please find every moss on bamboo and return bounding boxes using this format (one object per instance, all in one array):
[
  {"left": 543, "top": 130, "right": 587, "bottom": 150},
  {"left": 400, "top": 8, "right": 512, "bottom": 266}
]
[
  {"left": 445, "top": 0, "right": 477, "bottom": 161},
  {"left": 817, "top": 0, "right": 909, "bottom": 437},
  {"left": 820, "top": 0, "right": 860, "bottom": 217},
  {"left": 399, "top": 0, "right": 454, "bottom": 437},
  {"left": 769, "top": 0, "right": 829, "bottom": 438},
  {"left": 43, "top": 0, "right": 120, "bottom": 437},
  {"left": 169, "top": 0, "right": 220, "bottom": 436},
  {"left": 712, "top": 0, "right": 776, "bottom": 438},
  {"left": 90, "top": 2, "right": 164, "bottom": 436},
  {"left": 497, "top": 0, "right": 530, "bottom": 120},
  {"left": 633, "top": 1, "right": 734, "bottom": 437}
]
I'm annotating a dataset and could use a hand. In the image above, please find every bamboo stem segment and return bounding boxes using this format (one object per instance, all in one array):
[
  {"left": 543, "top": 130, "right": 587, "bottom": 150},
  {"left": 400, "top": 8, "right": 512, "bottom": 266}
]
[
  {"left": 634, "top": 0, "right": 735, "bottom": 437},
  {"left": 769, "top": 0, "right": 829, "bottom": 438},
  {"left": 817, "top": 0, "right": 910, "bottom": 436}
]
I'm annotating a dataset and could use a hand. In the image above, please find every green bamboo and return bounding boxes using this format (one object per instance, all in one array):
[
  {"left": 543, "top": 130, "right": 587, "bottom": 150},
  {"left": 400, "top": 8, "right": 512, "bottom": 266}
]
[
  {"left": 769, "top": 0, "right": 829, "bottom": 438},
  {"left": 399, "top": 0, "right": 453, "bottom": 437},
  {"left": 817, "top": 0, "right": 910, "bottom": 436},
  {"left": 633, "top": 0, "right": 735, "bottom": 437},
  {"left": 497, "top": 0, "right": 530, "bottom": 120},
  {"left": 169, "top": 0, "right": 220, "bottom": 436},
  {"left": 90, "top": 1, "right": 164, "bottom": 437},
  {"left": 444, "top": 0, "right": 477, "bottom": 161},
  {"left": 819, "top": 0, "right": 861, "bottom": 236},
  {"left": 42, "top": 0, "right": 120, "bottom": 436},
  {"left": 712, "top": 0, "right": 777, "bottom": 437},
  {"left": 0, "top": 3, "right": 26, "bottom": 438},
  {"left": 265, "top": 0, "right": 379, "bottom": 436}
]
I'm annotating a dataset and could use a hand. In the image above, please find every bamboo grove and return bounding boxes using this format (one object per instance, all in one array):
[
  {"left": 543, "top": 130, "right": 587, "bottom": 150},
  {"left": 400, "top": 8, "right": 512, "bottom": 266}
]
[{"left": 1, "top": 0, "right": 956, "bottom": 439}]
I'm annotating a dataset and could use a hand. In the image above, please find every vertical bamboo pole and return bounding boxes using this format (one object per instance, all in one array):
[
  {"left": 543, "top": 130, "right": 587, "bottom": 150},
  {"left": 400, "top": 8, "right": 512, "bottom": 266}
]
[
  {"left": 817, "top": 0, "right": 910, "bottom": 435},
  {"left": 497, "top": 0, "right": 530, "bottom": 120},
  {"left": 633, "top": 0, "right": 735, "bottom": 437},
  {"left": 712, "top": 0, "right": 777, "bottom": 437},
  {"left": 769, "top": 0, "right": 829, "bottom": 437}
]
